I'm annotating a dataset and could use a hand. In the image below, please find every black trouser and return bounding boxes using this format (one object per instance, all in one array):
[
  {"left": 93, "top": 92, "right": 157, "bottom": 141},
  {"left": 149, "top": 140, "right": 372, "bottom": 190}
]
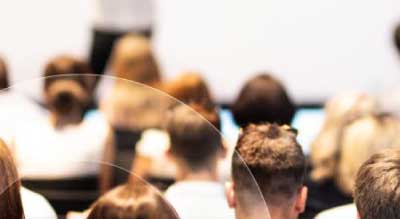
[{"left": 89, "top": 28, "right": 152, "bottom": 76}]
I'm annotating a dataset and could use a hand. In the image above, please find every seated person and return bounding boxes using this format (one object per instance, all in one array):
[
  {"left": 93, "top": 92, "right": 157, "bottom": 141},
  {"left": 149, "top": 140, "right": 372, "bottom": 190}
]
[
  {"left": 132, "top": 72, "right": 229, "bottom": 184},
  {"left": 0, "top": 138, "right": 57, "bottom": 219},
  {"left": 354, "top": 148, "right": 400, "bottom": 219},
  {"left": 232, "top": 73, "right": 296, "bottom": 127},
  {"left": 304, "top": 92, "right": 378, "bottom": 219},
  {"left": 11, "top": 56, "right": 114, "bottom": 193},
  {"left": 99, "top": 34, "right": 170, "bottom": 131},
  {"left": 314, "top": 114, "right": 400, "bottom": 219},
  {"left": 163, "top": 104, "right": 234, "bottom": 219},
  {"left": 0, "top": 57, "right": 44, "bottom": 145},
  {"left": 86, "top": 180, "right": 179, "bottom": 219},
  {"left": 226, "top": 123, "right": 307, "bottom": 219}
]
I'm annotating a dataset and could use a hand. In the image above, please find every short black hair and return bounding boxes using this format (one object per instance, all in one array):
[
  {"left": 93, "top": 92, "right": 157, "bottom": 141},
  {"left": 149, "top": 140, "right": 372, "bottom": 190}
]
[
  {"left": 232, "top": 123, "right": 306, "bottom": 205},
  {"left": 355, "top": 148, "right": 400, "bottom": 219},
  {"left": 232, "top": 73, "right": 296, "bottom": 127}
]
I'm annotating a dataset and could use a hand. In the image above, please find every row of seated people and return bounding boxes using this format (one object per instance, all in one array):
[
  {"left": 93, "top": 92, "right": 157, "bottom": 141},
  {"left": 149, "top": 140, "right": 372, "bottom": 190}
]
[
  {"left": 1, "top": 114, "right": 400, "bottom": 219},
  {"left": 0, "top": 33, "right": 400, "bottom": 219}
]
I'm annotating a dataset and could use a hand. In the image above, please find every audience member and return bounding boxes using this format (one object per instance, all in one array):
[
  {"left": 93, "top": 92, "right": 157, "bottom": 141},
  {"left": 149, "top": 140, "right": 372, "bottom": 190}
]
[
  {"left": 314, "top": 113, "right": 400, "bottom": 219},
  {"left": 0, "top": 138, "right": 57, "bottom": 219},
  {"left": 99, "top": 34, "right": 169, "bottom": 131},
  {"left": 163, "top": 104, "right": 234, "bottom": 219},
  {"left": 11, "top": 56, "right": 114, "bottom": 193},
  {"left": 232, "top": 73, "right": 295, "bottom": 127},
  {"left": 303, "top": 92, "right": 378, "bottom": 219},
  {"left": 226, "top": 123, "right": 307, "bottom": 219},
  {"left": 353, "top": 148, "right": 400, "bottom": 219},
  {"left": 131, "top": 72, "right": 223, "bottom": 185},
  {"left": 87, "top": 181, "right": 178, "bottom": 219}
]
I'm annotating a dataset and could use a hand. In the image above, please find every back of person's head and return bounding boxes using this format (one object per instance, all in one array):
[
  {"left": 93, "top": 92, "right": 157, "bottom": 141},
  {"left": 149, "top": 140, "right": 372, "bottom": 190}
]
[
  {"left": 87, "top": 182, "right": 178, "bottom": 219},
  {"left": 228, "top": 123, "right": 307, "bottom": 219},
  {"left": 354, "top": 148, "right": 400, "bottom": 219},
  {"left": 232, "top": 73, "right": 295, "bottom": 127},
  {"left": 43, "top": 55, "right": 93, "bottom": 121},
  {"left": 0, "top": 139, "right": 24, "bottom": 219},
  {"left": 0, "top": 57, "right": 9, "bottom": 90},
  {"left": 336, "top": 113, "right": 400, "bottom": 195},
  {"left": 111, "top": 34, "right": 160, "bottom": 85},
  {"left": 165, "top": 72, "right": 215, "bottom": 108},
  {"left": 310, "top": 92, "right": 378, "bottom": 182},
  {"left": 166, "top": 103, "right": 222, "bottom": 172}
]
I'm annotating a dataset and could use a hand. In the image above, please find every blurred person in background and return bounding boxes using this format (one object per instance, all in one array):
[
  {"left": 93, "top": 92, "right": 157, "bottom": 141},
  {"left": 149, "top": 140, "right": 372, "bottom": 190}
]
[
  {"left": 11, "top": 56, "right": 114, "bottom": 193},
  {"left": 315, "top": 114, "right": 400, "bottom": 219},
  {"left": 163, "top": 104, "right": 234, "bottom": 219},
  {"left": 0, "top": 138, "right": 57, "bottom": 219},
  {"left": 303, "top": 92, "right": 378, "bottom": 219},
  {"left": 0, "top": 56, "right": 45, "bottom": 146},
  {"left": 232, "top": 73, "right": 296, "bottom": 127},
  {"left": 226, "top": 123, "right": 307, "bottom": 219},
  {"left": 90, "top": 0, "right": 154, "bottom": 76},
  {"left": 86, "top": 180, "right": 179, "bottom": 219},
  {"left": 99, "top": 34, "right": 170, "bottom": 131}
]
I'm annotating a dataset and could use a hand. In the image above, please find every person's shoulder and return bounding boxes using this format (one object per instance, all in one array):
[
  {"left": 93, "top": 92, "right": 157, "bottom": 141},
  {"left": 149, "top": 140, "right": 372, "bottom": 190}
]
[
  {"left": 21, "top": 187, "right": 57, "bottom": 219},
  {"left": 314, "top": 203, "right": 357, "bottom": 219}
]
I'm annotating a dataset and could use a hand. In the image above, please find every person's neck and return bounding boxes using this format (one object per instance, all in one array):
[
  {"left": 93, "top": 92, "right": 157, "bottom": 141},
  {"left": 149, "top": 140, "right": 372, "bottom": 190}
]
[
  {"left": 175, "top": 163, "right": 219, "bottom": 182},
  {"left": 50, "top": 111, "right": 82, "bottom": 128}
]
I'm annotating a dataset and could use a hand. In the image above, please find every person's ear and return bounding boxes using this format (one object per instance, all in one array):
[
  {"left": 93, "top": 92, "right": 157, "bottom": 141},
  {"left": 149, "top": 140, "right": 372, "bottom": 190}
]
[
  {"left": 294, "top": 186, "right": 308, "bottom": 213},
  {"left": 225, "top": 181, "right": 236, "bottom": 209}
]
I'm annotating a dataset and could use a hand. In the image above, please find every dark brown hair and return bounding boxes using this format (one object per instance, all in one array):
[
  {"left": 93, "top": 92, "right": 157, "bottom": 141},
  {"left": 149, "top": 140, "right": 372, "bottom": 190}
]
[
  {"left": 87, "top": 182, "right": 178, "bottom": 219},
  {"left": 232, "top": 74, "right": 296, "bottom": 127},
  {"left": 166, "top": 103, "right": 222, "bottom": 171},
  {"left": 0, "top": 57, "right": 9, "bottom": 90},
  {"left": 0, "top": 139, "right": 24, "bottom": 219},
  {"left": 43, "top": 55, "right": 93, "bottom": 118},
  {"left": 232, "top": 123, "right": 306, "bottom": 205},
  {"left": 354, "top": 148, "right": 400, "bottom": 219},
  {"left": 394, "top": 23, "right": 400, "bottom": 53}
]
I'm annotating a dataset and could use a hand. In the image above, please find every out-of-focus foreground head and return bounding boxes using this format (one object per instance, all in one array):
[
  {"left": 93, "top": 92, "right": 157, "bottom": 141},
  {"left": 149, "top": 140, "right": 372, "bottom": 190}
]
[
  {"left": 111, "top": 34, "right": 160, "bottom": 86},
  {"left": 0, "top": 138, "right": 24, "bottom": 219},
  {"left": 310, "top": 92, "right": 378, "bottom": 182},
  {"left": 43, "top": 55, "right": 93, "bottom": 120},
  {"left": 232, "top": 73, "right": 295, "bottom": 127},
  {"left": 355, "top": 148, "right": 400, "bottom": 219},
  {"left": 336, "top": 114, "right": 400, "bottom": 195},
  {"left": 0, "top": 57, "right": 9, "bottom": 90},
  {"left": 229, "top": 123, "right": 307, "bottom": 219},
  {"left": 87, "top": 181, "right": 179, "bottom": 219},
  {"left": 165, "top": 72, "right": 215, "bottom": 109}
]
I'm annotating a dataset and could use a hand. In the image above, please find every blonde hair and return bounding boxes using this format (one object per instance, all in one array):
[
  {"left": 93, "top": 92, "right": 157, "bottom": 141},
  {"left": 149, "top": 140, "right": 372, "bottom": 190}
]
[
  {"left": 111, "top": 34, "right": 160, "bottom": 86},
  {"left": 336, "top": 114, "right": 400, "bottom": 195},
  {"left": 310, "top": 92, "right": 378, "bottom": 182}
]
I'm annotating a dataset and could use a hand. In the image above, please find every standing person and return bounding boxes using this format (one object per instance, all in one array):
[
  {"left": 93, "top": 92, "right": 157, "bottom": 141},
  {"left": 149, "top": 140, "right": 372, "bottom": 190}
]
[
  {"left": 163, "top": 104, "right": 234, "bottom": 219},
  {"left": 226, "top": 123, "right": 307, "bottom": 219},
  {"left": 90, "top": 0, "right": 154, "bottom": 76}
]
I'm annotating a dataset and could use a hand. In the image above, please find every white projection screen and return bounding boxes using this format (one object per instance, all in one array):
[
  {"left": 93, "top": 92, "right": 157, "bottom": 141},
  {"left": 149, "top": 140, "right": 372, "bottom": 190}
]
[{"left": 1, "top": 0, "right": 400, "bottom": 103}]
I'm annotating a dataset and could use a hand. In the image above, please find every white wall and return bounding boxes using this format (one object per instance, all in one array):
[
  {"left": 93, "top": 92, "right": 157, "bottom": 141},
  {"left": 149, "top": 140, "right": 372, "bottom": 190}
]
[{"left": 1, "top": 0, "right": 400, "bottom": 103}]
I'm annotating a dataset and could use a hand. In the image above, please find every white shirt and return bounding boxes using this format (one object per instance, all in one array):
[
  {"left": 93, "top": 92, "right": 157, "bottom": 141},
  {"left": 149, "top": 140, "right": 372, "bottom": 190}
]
[
  {"left": 21, "top": 187, "right": 57, "bottom": 219},
  {"left": 314, "top": 203, "right": 357, "bottom": 219},
  {"left": 13, "top": 110, "right": 110, "bottom": 179},
  {"left": 94, "top": 0, "right": 153, "bottom": 32},
  {"left": 165, "top": 181, "right": 235, "bottom": 219}
]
